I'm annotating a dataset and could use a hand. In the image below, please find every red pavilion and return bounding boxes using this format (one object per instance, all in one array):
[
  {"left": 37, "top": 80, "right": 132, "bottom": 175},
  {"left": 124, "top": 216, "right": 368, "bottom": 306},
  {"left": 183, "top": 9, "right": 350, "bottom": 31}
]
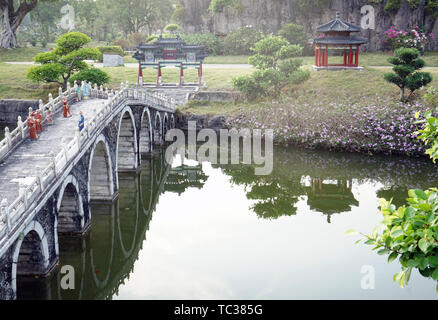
[{"left": 313, "top": 12, "right": 368, "bottom": 70}]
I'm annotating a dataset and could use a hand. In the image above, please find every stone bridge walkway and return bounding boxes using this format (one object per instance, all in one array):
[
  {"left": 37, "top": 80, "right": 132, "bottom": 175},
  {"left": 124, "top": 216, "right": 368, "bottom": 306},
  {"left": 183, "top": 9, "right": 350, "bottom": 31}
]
[{"left": 0, "top": 98, "right": 107, "bottom": 205}]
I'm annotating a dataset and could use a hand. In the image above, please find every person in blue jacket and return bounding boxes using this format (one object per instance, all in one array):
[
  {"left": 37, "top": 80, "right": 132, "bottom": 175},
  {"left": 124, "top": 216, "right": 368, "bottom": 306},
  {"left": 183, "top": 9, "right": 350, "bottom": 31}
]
[{"left": 78, "top": 111, "right": 85, "bottom": 132}]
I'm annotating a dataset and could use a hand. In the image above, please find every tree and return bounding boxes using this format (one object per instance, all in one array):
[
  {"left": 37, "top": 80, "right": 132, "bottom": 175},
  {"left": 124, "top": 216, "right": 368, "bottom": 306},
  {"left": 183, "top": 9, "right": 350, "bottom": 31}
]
[
  {"left": 29, "top": 0, "right": 65, "bottom": 46},
  {"left": 109, "top": 0, "right": 176, "bottom": 36},
  {"left": 0, "top": 0, "right": 53, "bottom": 49},
  {"left": 384, "top": 47, "right": 432, "bottom": 101},
  {"left": 278, "top": 23, "right": 308, "bottom": 48},
  {"left": 233, "top": 35, "right": 308, "bottom": 99},
  {"left": 248, "top": 35, "right": 302, "bottom": 70},
  {"left": 26, "top": 32, "right": 102, "bottom": 88}
]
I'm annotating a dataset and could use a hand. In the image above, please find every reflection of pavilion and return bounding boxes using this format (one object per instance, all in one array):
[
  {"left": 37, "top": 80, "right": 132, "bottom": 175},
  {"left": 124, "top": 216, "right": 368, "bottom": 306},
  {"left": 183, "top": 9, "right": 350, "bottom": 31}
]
[
  {"left": 165, "top": 161, "right": 208, "bottom": 195},
  {"left": 305, "top": 178, "right": 359, "bottom": 223}
]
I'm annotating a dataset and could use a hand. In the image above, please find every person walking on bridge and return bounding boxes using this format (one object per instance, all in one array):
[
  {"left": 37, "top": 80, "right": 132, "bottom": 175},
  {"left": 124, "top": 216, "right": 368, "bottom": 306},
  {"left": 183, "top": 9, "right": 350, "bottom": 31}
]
[
  {"left": 81, "top": 80, "right": 90, "bottom": 100},
  {"left": 75, "top": 81, "right": 82, "bottom": 102},
  {"left": 78, "top": 111, "right": 85, "bottom": 132},
  {"left": 63, "top": 97, "right": 72, "bottom": 118},
  {"left": 27, "top": 116, "right": 38, "bottom": 140}
]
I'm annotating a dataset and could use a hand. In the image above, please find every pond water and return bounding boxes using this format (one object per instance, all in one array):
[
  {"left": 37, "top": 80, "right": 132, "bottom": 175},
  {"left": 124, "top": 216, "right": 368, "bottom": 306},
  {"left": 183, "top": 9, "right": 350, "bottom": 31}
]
[{"left": 17, "top": 146, "right": 438, "bottom": 300}]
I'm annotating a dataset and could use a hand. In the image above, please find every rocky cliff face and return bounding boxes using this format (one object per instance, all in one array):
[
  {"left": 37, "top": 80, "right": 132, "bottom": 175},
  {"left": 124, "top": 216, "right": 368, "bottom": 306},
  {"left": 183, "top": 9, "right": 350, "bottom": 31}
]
[{"left": 178, "top": 0, "right": 438, "bottom": 52}]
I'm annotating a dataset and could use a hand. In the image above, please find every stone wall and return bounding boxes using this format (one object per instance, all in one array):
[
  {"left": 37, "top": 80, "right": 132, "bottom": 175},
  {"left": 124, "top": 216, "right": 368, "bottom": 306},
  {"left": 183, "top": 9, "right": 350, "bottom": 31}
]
[
  {"left": 178, "top": 0, "right": 438, "bottom": 52},
  {"left": 0, "top": 100, "right": 38, "bottom": 124},
  {"left": 103, "top": 54, "right": 124, "bottom": 67},
  {"left": 188, "top": 91, "right": 243, "bottom": 102}
]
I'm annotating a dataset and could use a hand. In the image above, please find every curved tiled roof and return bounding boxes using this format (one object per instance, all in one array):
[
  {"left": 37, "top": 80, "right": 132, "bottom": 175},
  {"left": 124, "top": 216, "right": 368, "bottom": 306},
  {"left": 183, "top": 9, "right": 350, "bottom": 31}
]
[
  {"left": 316, "top": 12, "right": 362, "bottom": 33},
  {"left": 313, "top": 36, "right": 368, "bottom": 45}
]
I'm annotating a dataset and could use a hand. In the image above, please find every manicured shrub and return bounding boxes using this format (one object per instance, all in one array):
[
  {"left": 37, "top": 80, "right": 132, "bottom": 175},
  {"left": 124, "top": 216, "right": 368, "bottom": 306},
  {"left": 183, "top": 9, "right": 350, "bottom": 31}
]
[
  {"left": 232, "top": 75, "right": 263, "bottom": 100},
  {"left": 70, "top": 68, "right": 110, "bottom": 87},
  {"left": 278, "top": 23, "right": 311, "bottom": 54},
  {"left": 164, "top": 24, "right": 179, "bottom": 33},
  {"left": 384, "top": 47, "right": 432, "bottom": 101},
  {"left": 96, "top": 46, "right": 125, "bottom": 62},
  {"left": 233, "top": 35, "right": 308, "bottom": 99}
]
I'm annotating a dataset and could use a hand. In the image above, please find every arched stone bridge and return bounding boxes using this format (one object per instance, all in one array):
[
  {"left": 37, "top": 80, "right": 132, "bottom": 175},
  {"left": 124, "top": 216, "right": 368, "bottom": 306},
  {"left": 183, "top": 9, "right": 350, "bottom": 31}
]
[
  {"left": 17, "top": 152, "right": 172, "bottom": 300},
  {"left": 0, "top": 83, "right": 176, "bottom": 299}
]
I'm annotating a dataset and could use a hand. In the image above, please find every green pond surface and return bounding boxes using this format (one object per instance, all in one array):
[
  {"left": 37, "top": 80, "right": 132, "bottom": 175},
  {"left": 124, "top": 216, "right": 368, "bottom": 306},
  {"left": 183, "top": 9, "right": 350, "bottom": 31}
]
[{"left": 17, "top": 146, "right": 438, "bottom": 300}]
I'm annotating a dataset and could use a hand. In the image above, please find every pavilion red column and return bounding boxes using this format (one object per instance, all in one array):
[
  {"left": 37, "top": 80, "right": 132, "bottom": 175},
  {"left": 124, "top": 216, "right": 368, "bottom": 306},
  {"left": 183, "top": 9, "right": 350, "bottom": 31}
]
[
  {"left": 179, "top": 62, "right": 184, "bottom": 86},
  {"left": 138, "top": 61, "right": 143, "bottom": 85},
  {"left": 198, "top": 61, "right": 203, "bottom": 86},
  {"left": 157, "top": 62, "right": 162, "bottom": 86},
  {"left": 320, "top": 48, "right": 324, "bottom": 66},
  {"left": 343, "top": 50, "right": 347, "bottom": 66},
  {"left": 325, "top": 45, "right": 328, "bottom": 67},
  {"left": 355, "top": 45, "right": 360, "bottom": 67},
  {"left": 315, "top": 46, "right": 318, "bottom": 66},
  {"left": 348, "top": 45, "right": 353, "bottom": 66}
]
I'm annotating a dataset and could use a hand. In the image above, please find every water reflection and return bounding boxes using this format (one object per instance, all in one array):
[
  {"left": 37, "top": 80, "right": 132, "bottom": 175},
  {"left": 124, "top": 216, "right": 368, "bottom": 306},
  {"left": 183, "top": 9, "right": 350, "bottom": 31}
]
[
  {"left": 214, "top": 147, "right": 438, "bottom": 221},
  {"left": 18, "top": 152, "right": 170, "bottom": 299},
  {"left": 17, "top": 146, "right": 438, "bottom": 299}
]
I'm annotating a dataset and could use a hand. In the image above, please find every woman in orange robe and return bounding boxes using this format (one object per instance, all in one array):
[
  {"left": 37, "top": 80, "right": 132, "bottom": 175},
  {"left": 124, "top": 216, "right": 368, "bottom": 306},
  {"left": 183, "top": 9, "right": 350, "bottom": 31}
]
[
  {"left": 63, "top": 97, "right": 72, "bottom": 118},
  {"left": 27, "top": 116, "right": 38, "bottom": 140},
  {"left": 34, "top": 110, "right": 43, "bottom": 133}
]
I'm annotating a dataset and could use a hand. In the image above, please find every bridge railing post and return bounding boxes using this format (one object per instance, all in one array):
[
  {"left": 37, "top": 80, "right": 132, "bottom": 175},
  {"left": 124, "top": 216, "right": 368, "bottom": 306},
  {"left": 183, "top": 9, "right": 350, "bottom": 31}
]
[
  {"left": 17, "top": 116, "right": 25, "bottom": 140},
  {"left": 76, "top": 128, "right": 81, "bottom": 147},
  {"left": 49, "top": 151, "right": 57, "bottom": 176},
  {"left": 19, "top": 184, "right": 28, "bottom": 209},
  {"left": 38, "top": 175, "right": 44, "bottom": 193},
  {"left": 1, "top": 198, "right": 11, "bottom": 233},
  {"left": 38, "top": 99, "right": 45, "bottom": 121},
  {"left": 4, "top": 127, "right": 11, "bottom": 148},
  {"left": 58, "top": 87, "right": 63, "bottom": 99}
]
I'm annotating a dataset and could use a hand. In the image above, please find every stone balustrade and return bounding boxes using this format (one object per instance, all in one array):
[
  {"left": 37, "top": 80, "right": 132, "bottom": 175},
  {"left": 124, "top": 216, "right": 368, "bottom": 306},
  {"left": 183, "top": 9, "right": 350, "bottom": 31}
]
[{"left": 0, "top": 82, "right": 176, "bottom": 242}]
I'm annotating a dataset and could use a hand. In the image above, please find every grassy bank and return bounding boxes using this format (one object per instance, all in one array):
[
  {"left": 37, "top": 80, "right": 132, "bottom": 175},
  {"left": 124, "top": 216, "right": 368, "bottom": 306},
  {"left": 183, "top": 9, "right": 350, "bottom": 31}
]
[
  {"left": 0, "top": 63, "right": 253, "bottom": 101},
  {"left": 2, "top": 47, "right": 437, "bottom": 67},
  {"left": 181, "top": 67, "right": 438, "bottom": 156}
]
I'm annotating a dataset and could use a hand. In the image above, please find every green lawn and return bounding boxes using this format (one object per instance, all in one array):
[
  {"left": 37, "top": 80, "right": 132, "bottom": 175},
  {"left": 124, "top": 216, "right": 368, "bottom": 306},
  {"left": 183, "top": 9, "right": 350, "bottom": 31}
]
[
  {"left": 300, "top": 51, "right": 438, "bottom": 67},
  {"left": 0, "top": 45, "right": 55, "bottom": 62},
  {"left": 0, "top": 63, "right": 254, "bottom": 101},
  {"left": 181, "top": 67, "right": 438, "bottom": 117}
]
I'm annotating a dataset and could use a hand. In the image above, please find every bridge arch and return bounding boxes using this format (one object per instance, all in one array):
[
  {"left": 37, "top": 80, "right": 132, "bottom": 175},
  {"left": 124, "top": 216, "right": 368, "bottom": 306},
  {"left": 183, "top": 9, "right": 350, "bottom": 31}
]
[
  {"left": 153, "top": 112, "right": 162, "bottom": 146},
  {"left": 11, "top": 221, "right": 50, "bottom": 294},
  {"left": 163, "top": 113, "right": 169, "bottom": 139},
  {"left": 57, "top": 175, "right": 85, "bottom": 233},
  {"left": 170, "top": 114, "right": 175, "bottom": 129},
  {"left": 139, "top": 108, "right": 153, "bottom": 155},
  {"left": 88, "top": 135, "right": 115, "bottom": 202},
  {"left": 117, "top": 107, "right": 138, "bottom": 172}
]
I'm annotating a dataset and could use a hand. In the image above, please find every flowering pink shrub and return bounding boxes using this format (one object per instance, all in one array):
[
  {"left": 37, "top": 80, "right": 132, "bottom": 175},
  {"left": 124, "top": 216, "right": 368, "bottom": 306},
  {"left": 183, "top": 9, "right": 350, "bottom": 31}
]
[{"left": 383, "top": 26, "right": 433, "bottom": 53}]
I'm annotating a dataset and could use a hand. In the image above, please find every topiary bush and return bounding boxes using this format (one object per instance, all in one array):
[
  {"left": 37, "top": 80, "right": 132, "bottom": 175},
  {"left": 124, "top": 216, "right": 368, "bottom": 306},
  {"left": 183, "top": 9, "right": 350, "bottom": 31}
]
[
  {"left": 233, "top": 35, "right": 309, "bottom": 100},
  {"left": 96, "top": 46, "right": 125, "bottom": 62},
  {"left": 278, "top": 23, "right": 309, "bottom": 55},
  {"left": 70, "top": 68, "right": 110, "bottom": 87},
  {"left": 384, "top": 47, "right": 432, "bottom": 101}
]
